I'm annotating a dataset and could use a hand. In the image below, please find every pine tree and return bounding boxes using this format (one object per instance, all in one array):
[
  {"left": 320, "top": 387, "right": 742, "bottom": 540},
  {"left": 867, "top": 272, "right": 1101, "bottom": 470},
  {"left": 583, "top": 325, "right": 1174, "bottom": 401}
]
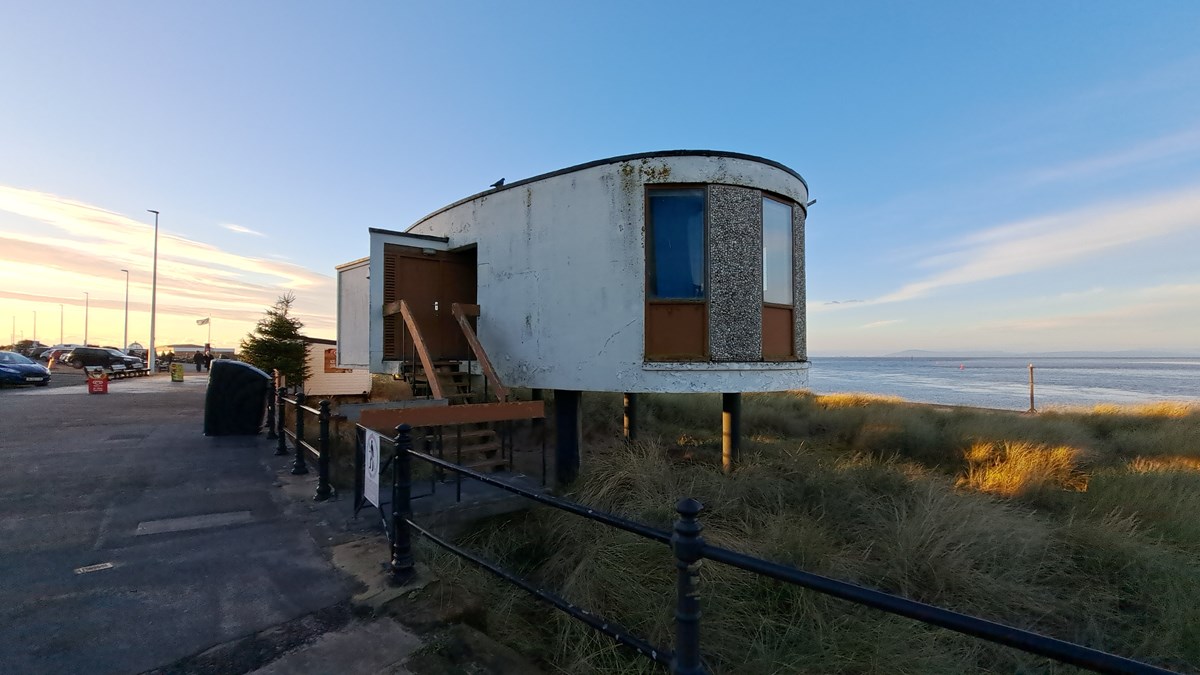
[{"left": 240, "top": 293, "right": 310, "bottom": 387}]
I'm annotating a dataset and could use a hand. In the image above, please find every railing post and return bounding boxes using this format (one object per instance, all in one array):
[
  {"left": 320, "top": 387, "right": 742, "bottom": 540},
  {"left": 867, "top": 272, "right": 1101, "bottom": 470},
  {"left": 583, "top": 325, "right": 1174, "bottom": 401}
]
[
  {"left": 291, "top": 392, "right": 309, "bottom": 475},
  {"left": 274, "top": 387, "right": 288, "bottom": 456},
  {"left": 390, "top": 424, "right": 416, "bottom": 585},
  {"left": 314, "top": 399, "right": 332, "bottom": 501},
  {"left": 353, "top": 426, "right": 364, "bottom": 518},
  {"left": 266, "top": 380, "right": 278, "bottom": 440},
  {"left": 671, "top": 498, "right": 705, "bottom": 675}
]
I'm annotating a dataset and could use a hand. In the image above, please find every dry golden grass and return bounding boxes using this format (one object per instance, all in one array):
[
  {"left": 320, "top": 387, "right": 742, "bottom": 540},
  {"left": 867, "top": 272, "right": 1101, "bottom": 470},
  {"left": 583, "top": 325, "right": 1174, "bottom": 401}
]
[
  {"left": 814, "top": 391, "right": 906, "bottom": 408},
  {"left": 433, "top": 391, "right": 1200, "bottom": 674},
  {"left": 958, "top": 441, "right": 1089, "bottom": 499}
]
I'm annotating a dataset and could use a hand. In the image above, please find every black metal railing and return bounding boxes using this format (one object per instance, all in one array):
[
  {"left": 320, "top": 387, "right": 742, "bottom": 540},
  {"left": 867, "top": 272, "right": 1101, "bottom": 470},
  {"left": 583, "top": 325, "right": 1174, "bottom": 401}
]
[
  {"left": 363, "top": 424, "right": 1176, "bottom": 675},
  {"left": 275, "top": 387, "right": 333, "bottom": 501}
]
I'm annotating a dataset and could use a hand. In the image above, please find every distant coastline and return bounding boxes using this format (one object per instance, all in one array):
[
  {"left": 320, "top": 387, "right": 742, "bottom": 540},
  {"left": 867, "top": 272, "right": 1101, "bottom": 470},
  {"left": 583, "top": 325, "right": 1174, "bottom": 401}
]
[{"left": 813, "top": 349, "right": 1200, "bottom": 359}]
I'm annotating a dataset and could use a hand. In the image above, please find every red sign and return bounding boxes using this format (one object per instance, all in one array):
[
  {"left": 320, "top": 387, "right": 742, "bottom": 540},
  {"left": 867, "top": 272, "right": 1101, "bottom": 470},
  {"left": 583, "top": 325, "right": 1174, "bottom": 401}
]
[
  {"left": 86, "top": 367, "right": 108, "bottom": 394},
  {"left": 323, "top": 348, "right": 350, "bottom": 373}
]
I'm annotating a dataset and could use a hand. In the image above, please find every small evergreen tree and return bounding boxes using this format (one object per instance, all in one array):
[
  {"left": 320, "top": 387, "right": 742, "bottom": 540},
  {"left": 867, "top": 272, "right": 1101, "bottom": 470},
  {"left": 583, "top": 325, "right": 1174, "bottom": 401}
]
[{"left": 240, "top": 293, "right": 309, "bottom": 387}]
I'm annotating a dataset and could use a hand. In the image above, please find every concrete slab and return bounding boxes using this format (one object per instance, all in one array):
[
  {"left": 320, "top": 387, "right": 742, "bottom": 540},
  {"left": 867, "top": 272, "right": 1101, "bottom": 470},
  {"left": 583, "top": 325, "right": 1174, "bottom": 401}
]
[
  {"left": 331, "top": 536, "right": 433, "bottom": 612},
  {"left": 248, "top": 619, "right": 421, "bottom": 675}
]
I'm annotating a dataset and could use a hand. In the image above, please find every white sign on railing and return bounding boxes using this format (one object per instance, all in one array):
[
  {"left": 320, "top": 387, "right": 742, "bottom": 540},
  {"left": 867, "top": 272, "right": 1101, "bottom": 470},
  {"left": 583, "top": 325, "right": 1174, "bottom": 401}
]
[{"left": 364, "top": 430, "right": 381, "bottom": 507}]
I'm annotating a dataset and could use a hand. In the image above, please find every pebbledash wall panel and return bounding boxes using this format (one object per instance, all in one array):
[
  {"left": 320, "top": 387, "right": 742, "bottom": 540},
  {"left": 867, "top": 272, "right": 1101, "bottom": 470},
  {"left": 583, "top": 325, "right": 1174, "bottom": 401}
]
[{"left": 389, "top": 151, "right": 810, "bottom": 394}]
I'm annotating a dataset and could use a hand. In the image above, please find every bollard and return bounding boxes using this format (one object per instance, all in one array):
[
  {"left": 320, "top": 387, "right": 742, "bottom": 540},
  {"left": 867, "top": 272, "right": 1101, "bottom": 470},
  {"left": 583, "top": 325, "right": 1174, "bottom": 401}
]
[
  {"left": 266, "top": 388, "right": 278, "bottom": 440},
  {"left": 291, "top": 392, "right": 309, "bottom": 475},
  {"left": 314, "top": 400, "right": 332, "bottom": 501},
  {"left": 274, "top": 387, "right": 289, "bottom": 455},
  {"left": 1028, "top": 363, "right": 1037, "bottom": 414},
  {"left": 671, "top": 498, "right": 705, "bottom": 675},
  {"left": 389, "top": 424, "right": 416, "bottom": 585}
]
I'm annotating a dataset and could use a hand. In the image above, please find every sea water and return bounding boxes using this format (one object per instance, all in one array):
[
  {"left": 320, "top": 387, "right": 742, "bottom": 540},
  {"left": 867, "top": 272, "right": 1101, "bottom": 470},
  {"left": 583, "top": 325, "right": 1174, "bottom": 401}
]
[{"left": 806, "top": 357, "right": 1199, "bottom": 411}]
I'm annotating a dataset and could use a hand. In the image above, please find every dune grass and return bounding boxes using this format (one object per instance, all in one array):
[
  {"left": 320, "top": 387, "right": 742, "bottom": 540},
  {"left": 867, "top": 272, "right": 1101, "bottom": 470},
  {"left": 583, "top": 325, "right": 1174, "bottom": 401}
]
[{"left": 424, "top": 391, "right": 1200, "bottom": 674}]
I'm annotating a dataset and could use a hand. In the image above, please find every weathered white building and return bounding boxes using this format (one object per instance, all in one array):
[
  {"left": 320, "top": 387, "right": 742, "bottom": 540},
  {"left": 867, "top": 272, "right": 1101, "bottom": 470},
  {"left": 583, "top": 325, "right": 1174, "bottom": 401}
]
[
  {"left": 302, "top": 337, "right": 370, "bottom": 397},
  {"left": 337, "top": 150, "right": 809, "bottom": 478}
]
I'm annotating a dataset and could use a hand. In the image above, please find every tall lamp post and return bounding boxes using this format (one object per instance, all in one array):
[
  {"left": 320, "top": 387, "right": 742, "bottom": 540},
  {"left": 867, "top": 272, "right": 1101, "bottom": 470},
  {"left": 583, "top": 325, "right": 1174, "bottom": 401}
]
[
  {"left": 120, "top": 269, "right": 130, "bottom": 351},
  {"left": 84, "top": 292, "right": 89, "bottom": 345},
  {"left": 59, "top": 304, "right": 63, "bottom": 345},
  {"left": 147, "top": 210, "right": 159, "bottom": 372}
]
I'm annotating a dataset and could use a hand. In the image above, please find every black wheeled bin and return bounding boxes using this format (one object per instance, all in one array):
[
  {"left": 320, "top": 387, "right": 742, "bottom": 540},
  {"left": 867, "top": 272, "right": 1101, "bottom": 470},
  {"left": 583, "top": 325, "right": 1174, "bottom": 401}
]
[{"left": 204, "top": 360, "right": 270, "bottom": 436}]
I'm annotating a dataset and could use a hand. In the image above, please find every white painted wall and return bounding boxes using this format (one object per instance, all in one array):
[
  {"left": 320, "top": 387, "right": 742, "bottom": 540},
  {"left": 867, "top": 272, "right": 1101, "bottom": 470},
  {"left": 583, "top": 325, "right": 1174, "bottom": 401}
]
[
  {"left": 336, "top": 259, "right": 370, "bottom": 368},
  {"left": 400, "top": 153, "right": 809, "bottom": 394}
]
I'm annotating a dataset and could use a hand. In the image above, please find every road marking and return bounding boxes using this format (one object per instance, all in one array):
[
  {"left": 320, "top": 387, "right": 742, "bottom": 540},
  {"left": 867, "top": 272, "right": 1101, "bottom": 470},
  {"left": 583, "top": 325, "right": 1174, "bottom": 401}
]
[
  {"left": 75, "top": 562, "right": 115, "bottom": 575},
  {"left": 136, "top": 511, "right": 254, "bottom": 536}
]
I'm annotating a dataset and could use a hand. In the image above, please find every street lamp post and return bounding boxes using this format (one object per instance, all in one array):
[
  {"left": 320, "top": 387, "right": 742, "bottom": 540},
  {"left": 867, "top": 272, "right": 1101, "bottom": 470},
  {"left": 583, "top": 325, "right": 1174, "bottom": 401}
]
[
  {"left": 84, "top": 292, "right": 89, "bottom": 345},
  {"left": 59, "top": 304, "right": 63, "bottom": 345},
  {"left": 147, "top": 210, "right": 159, "bottom": 373},
  {"left": 121, "top": 269, "right": 130, "bottom": 351}
]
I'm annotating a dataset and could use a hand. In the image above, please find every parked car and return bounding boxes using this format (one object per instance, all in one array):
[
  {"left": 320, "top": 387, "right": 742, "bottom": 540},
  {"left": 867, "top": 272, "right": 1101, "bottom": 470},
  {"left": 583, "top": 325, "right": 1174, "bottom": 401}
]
[
  {"left": 42, "top": 348, "right": 73, "bottom": 363},
  {"left": 38, "top": 344, "right": 83, "bottom": 360},
  {"left": 62, "top": 347, "right": 145, "bottom": 371},
  {"left": 0, "top": 350, "right": 51, "bottom": 386}
]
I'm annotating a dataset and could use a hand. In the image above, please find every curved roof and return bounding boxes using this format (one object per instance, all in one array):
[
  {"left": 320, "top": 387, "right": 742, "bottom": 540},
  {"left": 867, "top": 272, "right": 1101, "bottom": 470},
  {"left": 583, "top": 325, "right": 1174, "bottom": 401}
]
[{"left": 406, "top": 149, "right": 807, "bottom": 232}]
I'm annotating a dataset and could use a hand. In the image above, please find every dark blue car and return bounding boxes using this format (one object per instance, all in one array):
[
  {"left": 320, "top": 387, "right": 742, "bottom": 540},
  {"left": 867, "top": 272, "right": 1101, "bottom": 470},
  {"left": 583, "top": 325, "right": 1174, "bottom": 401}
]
[{"left": 0, "top": 350, "right": 51, "bottom": 386}]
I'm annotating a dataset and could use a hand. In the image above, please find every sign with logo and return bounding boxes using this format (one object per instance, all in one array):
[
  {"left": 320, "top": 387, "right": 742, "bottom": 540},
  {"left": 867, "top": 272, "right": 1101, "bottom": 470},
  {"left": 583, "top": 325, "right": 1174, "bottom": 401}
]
[
  {"left": 364, "top": 429, "right": 381, "bottom": 507},
  {"left": 85, "top": 366, "right": 108, "bottom": 394},
  {"left": 170, "top": 363, "right": 185, "bottom": 382}
]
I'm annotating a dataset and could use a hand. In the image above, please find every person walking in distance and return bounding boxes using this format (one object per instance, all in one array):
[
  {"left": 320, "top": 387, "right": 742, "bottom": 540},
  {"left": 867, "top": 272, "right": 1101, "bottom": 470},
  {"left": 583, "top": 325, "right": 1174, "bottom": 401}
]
[
  {"left": 193, "top": 350, "right": 203, "bottom": 372},
  {"left": 203, "top": 347, "right": 213, "bottom": 372}
]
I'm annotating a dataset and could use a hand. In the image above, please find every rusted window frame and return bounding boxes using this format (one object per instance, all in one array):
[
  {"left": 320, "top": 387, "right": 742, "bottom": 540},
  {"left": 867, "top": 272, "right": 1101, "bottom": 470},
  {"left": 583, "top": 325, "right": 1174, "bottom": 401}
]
[
  {"left": 761, "top": 191, "right": 797, "bottom": 361},
  {"left": 644, "top": 184, "right": 710, "bottom": 362}
]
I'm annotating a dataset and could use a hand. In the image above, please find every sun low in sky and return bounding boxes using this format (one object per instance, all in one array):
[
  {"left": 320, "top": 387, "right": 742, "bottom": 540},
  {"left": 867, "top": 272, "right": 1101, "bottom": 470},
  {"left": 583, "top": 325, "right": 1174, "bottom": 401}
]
[{"left": 1, "top": 3, "right": 1198, "bottom": 355}]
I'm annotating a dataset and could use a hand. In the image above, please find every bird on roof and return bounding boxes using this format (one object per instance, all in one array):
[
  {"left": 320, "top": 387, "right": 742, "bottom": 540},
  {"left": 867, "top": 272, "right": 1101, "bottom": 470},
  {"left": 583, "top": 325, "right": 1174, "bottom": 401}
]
[{"left": 490, "top": 178, "right": 505, "bottom": 188}]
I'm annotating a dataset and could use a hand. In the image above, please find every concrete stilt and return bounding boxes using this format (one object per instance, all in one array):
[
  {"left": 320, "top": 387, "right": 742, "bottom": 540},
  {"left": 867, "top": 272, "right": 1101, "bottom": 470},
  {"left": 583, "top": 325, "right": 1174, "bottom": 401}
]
[
  {"left": 722, "top": 392, "right": 741, "bottom": 474},
  {"left": 554, "top": 389, "right": 582, "bottom": 485},
  {"left": 623, "top": 392, "right": 638, "bottom": 442}
]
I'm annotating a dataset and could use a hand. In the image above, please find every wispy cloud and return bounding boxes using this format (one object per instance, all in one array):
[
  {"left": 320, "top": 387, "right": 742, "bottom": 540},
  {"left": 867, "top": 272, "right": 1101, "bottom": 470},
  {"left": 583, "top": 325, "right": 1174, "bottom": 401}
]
[
  {"left": 862, "top": 319, "right": 901, "bottom": 329},
  {"left": 222, "top": 223, "right": 266, "bottom": 237},
  {"left": 0, "top": 186, "right": 335, "bottom": 342},
  {"left": 1030, "top": 126, "right": 1200, "bottom": 184},
  {"left": 852, "top": 184, "right": 1200, "bottom": 306},
  {"left": 979, "top": 283, "right": 1200, "bottom": 332}
]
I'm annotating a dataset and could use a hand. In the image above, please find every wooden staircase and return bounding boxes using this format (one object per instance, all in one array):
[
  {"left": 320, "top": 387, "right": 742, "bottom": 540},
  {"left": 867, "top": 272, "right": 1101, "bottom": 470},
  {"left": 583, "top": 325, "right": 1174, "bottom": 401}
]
[
  {"left": 422, "top": 426, "right": 508, "bottom": 473},
  {"left": 407, "top": 360, "right": 478, "bottom": 404},
  {"left": 377, "top": 300, "right": 538, "bottom": 475}
]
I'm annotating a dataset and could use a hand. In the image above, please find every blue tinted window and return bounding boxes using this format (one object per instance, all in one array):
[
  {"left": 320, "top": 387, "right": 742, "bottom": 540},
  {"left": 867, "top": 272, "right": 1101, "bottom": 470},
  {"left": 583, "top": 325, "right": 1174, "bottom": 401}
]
[
  {"left": 763, "top": 197, "right": 793, "bottom": 305},
  {"left": 648, "top": 189, "right": 706, "bottom": 299}
]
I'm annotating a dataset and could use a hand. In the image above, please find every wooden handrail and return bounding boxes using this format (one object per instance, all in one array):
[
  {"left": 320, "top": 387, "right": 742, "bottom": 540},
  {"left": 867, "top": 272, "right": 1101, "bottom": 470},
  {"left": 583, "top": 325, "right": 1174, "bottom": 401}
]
[
  {"left": 397, "top": 299, "right": 445, "bottom": 400},
  {"left": 451, "top": 302, "right": 509, "bottom": 402}
]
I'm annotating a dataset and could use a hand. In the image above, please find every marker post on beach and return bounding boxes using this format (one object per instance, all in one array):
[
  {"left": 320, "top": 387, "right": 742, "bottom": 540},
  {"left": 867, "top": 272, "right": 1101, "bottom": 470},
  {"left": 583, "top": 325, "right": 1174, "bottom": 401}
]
[{"left": 1028, "top": 364, "right": 1036, "bottom": 413}]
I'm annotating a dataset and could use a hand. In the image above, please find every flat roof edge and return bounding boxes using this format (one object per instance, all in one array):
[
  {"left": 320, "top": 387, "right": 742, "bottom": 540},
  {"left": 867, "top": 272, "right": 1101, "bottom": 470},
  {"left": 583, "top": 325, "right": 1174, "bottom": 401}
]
[
  {"left": 406, "top": 149, "right": 808, "bottom": 233},
  {"left": 368, "top": 227, "right": 450, "bottom": 242},
  {"left": 335, "top": 256, "right": 370, "bottom": 271}
]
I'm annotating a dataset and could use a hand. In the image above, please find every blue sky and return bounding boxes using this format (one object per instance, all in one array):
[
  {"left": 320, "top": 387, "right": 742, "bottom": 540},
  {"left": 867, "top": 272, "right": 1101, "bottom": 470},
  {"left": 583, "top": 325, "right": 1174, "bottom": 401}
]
[{"left": 2, "top": 2, "right": 1199, "bottom": 355}]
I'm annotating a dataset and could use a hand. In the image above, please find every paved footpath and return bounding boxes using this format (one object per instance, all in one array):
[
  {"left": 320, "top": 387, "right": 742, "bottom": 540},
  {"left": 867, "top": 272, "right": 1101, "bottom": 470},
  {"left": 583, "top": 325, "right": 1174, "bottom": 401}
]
[{"left": 0, "top": 375, "right": 371, "bottom": 674}]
